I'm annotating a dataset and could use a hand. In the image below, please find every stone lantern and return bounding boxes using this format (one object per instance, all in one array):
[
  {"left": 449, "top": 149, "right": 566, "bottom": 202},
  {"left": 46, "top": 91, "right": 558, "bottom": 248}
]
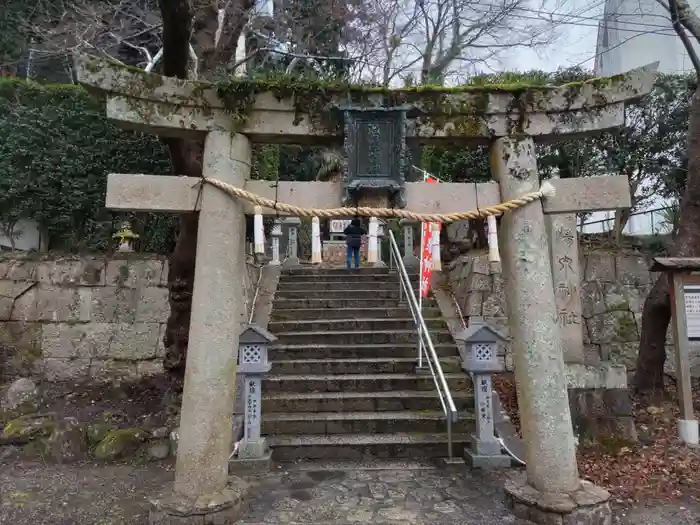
[
  {"left": 456, "top": 317, "right": 511, "bottom": 468},
  {"left": 112, "top": 221, "right": 139, "bottom": 252},
  {"left": 231, "top": 324, "right": 276, "bottom": 470},
  {"left": 269, "top": 218, "right": 283, "bottom": 266}
]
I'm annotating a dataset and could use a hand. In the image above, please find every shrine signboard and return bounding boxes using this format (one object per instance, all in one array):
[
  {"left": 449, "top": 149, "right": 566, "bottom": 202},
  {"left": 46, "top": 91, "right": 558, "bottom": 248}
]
[
  {"left": 649, "top": 258, "right": 700, "bottom": 446},
  {"left": 683, "top": 284, "right": 700, "bottom": 341},
  {"left": 330, "top": 219, "right": 352, "bottom": 233}
]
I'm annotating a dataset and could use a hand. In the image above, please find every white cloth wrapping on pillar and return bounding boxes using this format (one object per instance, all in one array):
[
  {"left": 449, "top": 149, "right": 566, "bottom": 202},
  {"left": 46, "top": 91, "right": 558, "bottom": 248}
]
[
  {"left": 311, "top": 217, "right": 322, "bottom": 264},
  {"left": 367, "top": 217, "right": 378, "bottom": 264},
  {"left": 253, "top": 206, "right": 265, "bottom": 254},
  {"left": 487, "top": 215, "right": 501, "bottom": 263}
]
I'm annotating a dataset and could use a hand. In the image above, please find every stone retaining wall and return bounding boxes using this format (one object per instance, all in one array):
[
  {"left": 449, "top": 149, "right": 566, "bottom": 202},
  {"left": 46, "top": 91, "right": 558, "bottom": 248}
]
[
  {"left": 0, "top": 254, "right": 260, "bottom": 383},
  {"left": 446, "top": 249, "right": 700, "bottom": 378}
]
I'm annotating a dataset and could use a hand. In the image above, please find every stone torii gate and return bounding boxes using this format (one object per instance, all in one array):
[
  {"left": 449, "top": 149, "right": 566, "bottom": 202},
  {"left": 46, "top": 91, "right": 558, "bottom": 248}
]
[{"left": 73, "top": 54, "right": 657, "bottom": 525}]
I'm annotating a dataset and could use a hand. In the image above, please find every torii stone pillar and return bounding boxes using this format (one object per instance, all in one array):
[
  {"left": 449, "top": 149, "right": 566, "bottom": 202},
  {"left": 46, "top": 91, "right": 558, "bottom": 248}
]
[
  {"left": 493, "top": 137, "right": 611, "bottom": 524},
  {"left": 399, "top": 218, "right": 419, "bottom": 267},
  {"left": 150, "top": 131, "right": 251, "bottom": 524}
]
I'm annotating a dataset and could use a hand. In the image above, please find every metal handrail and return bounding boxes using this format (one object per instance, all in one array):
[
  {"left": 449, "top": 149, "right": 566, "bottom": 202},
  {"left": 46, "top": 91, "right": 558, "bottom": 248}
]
[{"left": 387, "top": 229, "right": 458, "bottom": 459}]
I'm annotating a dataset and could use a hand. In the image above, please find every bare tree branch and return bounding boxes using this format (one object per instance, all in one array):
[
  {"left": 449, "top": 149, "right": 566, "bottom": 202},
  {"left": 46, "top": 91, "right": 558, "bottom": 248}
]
[{"left": 656, "top": 0, "right": 700, "bottom": 74}]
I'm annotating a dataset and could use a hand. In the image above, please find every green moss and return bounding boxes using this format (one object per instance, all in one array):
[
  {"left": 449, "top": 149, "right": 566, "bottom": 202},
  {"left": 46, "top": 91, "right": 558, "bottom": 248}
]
[
  {"left": 93, "top": 428, "right": 147, "bottom": 460},
  {"left": 615, "top": 313, "right": 638, "bottom": 341},
  {"left": 86, "top": 422, "right": 116, "bottom": 445},
  {"left": 607, "top": 299, "right": 631, "bottom": 311},
  {"left": 3, "top": 416, "right": 55, "bottom": 439}
]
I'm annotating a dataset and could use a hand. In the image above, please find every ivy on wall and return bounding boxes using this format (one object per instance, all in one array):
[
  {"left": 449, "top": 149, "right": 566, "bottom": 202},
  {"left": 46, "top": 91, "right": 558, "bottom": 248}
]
[{"left": 0, "top": 78, "right": 177, "bottom": 253}]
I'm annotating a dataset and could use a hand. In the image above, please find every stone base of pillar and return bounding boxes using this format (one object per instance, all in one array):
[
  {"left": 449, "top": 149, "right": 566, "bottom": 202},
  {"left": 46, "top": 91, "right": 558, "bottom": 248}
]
[
  {"left": 504, "top": 474, "right": 612, "bottom": 525},
  {"left": 414, "top": 364, "right": 431, "bottom": 375},
  {"left": 678, "top": 419, "right": 699, "bottom": 446},
  {"left": 282, "top": 257, "right": 300, "bottom": 269},
  {"left": 229, "top": 449, "right": 272, "bottom": 474},
  {"left": 464, "top": 438, "right": 511, "bottom": 469},
  {"left": 148, "top": 477, "right": 250, "bottom": 525},
  {"left": 403, "top": 255, "right": 419, "bottom": 267},
  {"left": 374, "top": 259, "right": 386, "bottom": 268},
  {"left": 238, "top": 437, "right": 268, "bottom": 459}
]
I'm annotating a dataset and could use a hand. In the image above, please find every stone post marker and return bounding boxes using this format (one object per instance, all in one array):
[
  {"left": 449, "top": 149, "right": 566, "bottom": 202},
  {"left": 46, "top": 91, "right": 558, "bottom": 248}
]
[
  {"left": 399, "top": 218, "right": 419, "bottom": 267},
  {"left": 283, "top": 217, "right": 301, "bottom": 268},
  {"left": 229, "top": 325, "right": 275, "bottom": 472},
  {"left": 151, "top": 131, "right": 252, "bottom": 524},
  {"left": 546, "top": 212, "right": 584, "bottom": 363},
  {"left": 269, "top": 219, "right": 283, "bottom": 266},
  {"left": 493, "top": 137, "right": 612, "bottom": 524},
  {"left": 375, "top": 221, "right": 386, "bottom": 267},
  {"left": 457, "top": 317, "right": 511, "bottom": 469}
]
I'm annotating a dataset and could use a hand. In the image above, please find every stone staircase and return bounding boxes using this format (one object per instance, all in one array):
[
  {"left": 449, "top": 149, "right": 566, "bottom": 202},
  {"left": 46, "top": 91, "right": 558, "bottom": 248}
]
[{"left": 262, "top": 266, "right": 475, "bottom": 462}]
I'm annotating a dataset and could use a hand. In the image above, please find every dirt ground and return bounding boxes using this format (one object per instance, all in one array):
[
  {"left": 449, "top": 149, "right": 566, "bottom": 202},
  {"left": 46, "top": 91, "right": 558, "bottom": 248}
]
[
  {"left": 2, "top": 375, "right": 700, "bottom": 524},
  {"left": 20, "top": 375, "right": 181, "bottom": 429},
  {"left": 1, "top": 459, "right": 700, "bottom": 525},
  {"left": 495, "top": 373, "right": 700, "bottom": 504}
]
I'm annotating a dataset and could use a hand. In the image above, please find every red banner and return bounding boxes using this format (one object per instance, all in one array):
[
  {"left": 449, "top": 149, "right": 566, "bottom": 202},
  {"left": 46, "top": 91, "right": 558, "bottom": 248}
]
[{"left": 420, "top": 176, "right": 439, "bottom": 297}]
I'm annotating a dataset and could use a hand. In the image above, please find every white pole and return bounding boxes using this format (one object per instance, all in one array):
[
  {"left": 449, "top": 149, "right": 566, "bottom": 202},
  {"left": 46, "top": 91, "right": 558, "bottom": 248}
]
[
  {"left": 368, "top": 217, "right": 378, "bottom": 264},
  {"left": 253, "top": 206, "right": 264, "bottom": 254},
  {"left": 311, "top": 217, "right": 322, "bottom": 264},
  {"left": 430, "top": 222, "right": 441, "bottom": 271}
]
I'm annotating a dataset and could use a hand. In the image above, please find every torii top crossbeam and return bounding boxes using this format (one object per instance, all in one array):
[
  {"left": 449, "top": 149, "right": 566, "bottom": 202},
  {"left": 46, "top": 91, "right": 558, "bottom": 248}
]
[
  {"left": 74, "top": 54, "right": 658, "bottom": 145},
  {"left": 72, "top": 54, "right": 658, "bottom": 216}
]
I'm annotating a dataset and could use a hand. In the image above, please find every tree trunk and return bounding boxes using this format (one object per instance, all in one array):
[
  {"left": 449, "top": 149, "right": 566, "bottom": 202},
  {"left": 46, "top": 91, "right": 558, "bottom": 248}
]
[
  {"left": 162, "top": 139, "right": 204, "bottom": 379},
  {"left": 612, "top": 207, "right": 631, "bottom": 243},
  {"left": 156, "top": 0, "right": 254, "bottom": 381},
  {"left": 634, "top": 86, "right": 700, "bottom": 394},
  {"left": 634, "top": 274, "right": 671, "bottom": 393}
]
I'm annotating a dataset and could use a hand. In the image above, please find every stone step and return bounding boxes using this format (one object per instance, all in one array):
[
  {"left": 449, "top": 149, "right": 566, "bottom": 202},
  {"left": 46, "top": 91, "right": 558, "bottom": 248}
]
[
  {"left": 270, "top": 307, "right": 441, "bottom": 321},
  {"left": 283, "top": 267, "right": 394, "bottom": 277},
  {"left": 272, "top": 298, "right": 436, "bottom": 310},
  {"left": 268, "top": 317, "right": 446, "bottom": 333},
  {"left": 269, "top": 343, "right": 459, "bottom": 360},
  {"left": 278, "top": 281, "right": 406, "bottom": 291},
  {"left": 279, "top": 271, "right": 418, "bottom": 282},
  {"left": 267, "top": 432, "right": 469, "bottom": 460},
  {"left": 261, "top": 390, "right": 473, "bottom": 413},
  {"left": 270, "top": 357, "right": 462, "bottom": 375},
  {"left": 275, "top": 289, "right": 410, "bottom": 300},
  {"left": 261, "top": 410, "right": 474, "bottom": 435},
  {"left": 262, "top": 372, "right": 469, "bottom": 393},
  {"left": 273, "top": 329, "right": 453, "bottom": 346},
  {"left": 275, "top": 459, "right": 440, "bottom": 471}
]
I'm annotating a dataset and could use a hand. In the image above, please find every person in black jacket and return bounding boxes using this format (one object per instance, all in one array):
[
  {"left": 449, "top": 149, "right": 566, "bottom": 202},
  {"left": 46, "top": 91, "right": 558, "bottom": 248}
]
[{"left": 343, "top": 218, "right": 367, "bottom": 269}]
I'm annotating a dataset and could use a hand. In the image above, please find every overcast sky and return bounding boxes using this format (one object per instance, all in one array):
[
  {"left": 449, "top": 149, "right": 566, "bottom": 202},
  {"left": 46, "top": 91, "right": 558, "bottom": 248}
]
[{"left": 498, "top": 0, "right": 605, "bottom": 73}]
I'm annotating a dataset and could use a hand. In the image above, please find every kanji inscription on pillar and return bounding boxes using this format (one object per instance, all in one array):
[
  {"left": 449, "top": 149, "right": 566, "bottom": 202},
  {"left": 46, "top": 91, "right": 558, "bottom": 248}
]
[{"left": 547, "top": 213, "right": 584, "bottom": 363}]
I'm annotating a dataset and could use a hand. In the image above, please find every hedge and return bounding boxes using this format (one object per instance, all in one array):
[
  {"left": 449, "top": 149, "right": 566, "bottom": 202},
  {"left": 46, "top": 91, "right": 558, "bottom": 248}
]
[{"left": 0, "top": 77, "right": 176, "bottom": 252}]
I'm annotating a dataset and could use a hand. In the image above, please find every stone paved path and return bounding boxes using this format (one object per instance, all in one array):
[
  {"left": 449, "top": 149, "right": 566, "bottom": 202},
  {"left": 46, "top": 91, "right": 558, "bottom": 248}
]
[
  {"left": 1, "top": 458, "right": 698, "bottom": 525},
  {"left": 240, "top": 464, "right": 528, "bottom": 525}
]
